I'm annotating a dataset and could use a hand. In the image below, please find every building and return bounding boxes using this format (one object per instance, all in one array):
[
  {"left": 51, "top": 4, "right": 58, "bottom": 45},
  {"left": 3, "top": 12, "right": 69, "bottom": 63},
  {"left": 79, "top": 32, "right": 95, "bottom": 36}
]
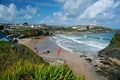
[
  {"left": 0, "top": 24, "right": 9, "bottom": 30},
  {"left": 72, "top": 25, "right": 87, "bottom": 31},
  {"left": 72, "top": 27, "right": 77, "bottom": 29},
  {"left": 77, "top": 26, "right": 87, "bottom": 30},
  {"left": 8, "top": 24, "right": 23, "bottom": 31},
  {"left": 88, "top": 23, "right": 96, "bottom": 29}
]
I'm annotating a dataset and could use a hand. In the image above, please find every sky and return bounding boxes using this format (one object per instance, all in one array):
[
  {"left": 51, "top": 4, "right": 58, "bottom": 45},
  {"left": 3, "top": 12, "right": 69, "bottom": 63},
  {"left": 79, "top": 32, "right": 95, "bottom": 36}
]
[{"left": 0, "top": 0, "right": 120, "bottom": 29}]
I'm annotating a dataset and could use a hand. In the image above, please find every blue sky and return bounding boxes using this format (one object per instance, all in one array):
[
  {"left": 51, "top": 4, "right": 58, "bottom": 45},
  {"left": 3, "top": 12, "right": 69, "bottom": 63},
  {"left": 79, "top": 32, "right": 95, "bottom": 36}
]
[{"left": 0, "top": 0, "right": 120, "bottom": 29}]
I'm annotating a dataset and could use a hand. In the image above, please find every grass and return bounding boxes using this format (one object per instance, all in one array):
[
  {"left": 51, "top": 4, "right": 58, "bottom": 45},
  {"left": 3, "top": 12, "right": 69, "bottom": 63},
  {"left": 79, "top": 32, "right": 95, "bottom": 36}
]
[
  {"left": 0, "top": 60, "right": 84, "bottom": 80},
  {"left": 0, "top": 41, "right": 47, "bottom": 72},
  {"left": 0, "top": 41, "right": 84, "bottom": 80}
]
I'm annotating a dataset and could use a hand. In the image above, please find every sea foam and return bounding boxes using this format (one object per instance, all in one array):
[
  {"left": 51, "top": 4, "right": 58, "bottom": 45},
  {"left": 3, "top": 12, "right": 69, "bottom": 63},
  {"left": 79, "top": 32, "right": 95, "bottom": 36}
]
[{"left": 52, "top": 32, "right": 115, "bottom": 55}]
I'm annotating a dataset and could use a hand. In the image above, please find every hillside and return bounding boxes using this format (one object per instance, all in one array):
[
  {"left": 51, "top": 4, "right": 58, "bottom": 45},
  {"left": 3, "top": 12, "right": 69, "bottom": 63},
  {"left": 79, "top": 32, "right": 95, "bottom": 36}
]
[
  {"left": 98, "top": 32, "right": 120, "bottom": 80},
  {"left": 99, "top": 32, "right": 120, "bottom": 59},
  {"left": 0, "top": 41, "right": 84, "bottom": 80},
  {"left": 0, "top": 41, "right": 47, "bottom": 72}
]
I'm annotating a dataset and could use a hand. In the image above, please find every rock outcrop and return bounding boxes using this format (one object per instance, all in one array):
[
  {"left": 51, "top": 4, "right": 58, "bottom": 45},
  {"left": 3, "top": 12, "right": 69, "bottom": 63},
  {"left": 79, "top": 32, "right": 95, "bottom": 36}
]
[
  {"left": 99, "top": 32, "right": 120, "bottom": 60},
  {"left": 98, "top": 32, "right": 120, "bottom": 80}
]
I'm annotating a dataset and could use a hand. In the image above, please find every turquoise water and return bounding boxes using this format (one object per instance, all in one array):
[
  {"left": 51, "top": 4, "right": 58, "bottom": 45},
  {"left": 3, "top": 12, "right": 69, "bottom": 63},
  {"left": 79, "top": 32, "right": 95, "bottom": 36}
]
[{"left": 52, "top": 32, "right": 115, "bottom": 56}]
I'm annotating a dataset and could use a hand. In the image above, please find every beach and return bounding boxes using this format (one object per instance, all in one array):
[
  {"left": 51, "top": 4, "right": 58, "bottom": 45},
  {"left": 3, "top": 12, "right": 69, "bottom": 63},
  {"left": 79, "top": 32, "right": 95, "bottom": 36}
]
[{"left": 19, "top": 36, "right": 107, "bottom": 80}]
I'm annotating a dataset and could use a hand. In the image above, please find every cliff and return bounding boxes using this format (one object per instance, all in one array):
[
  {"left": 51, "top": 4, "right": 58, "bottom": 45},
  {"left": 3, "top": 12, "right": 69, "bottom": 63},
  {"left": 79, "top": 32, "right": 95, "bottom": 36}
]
[
  {"left": 98, "top": 32, "right": 120, "bottom": 80},
  {"left": 99, "top": 32, "right": 120, "bottom": 59}
]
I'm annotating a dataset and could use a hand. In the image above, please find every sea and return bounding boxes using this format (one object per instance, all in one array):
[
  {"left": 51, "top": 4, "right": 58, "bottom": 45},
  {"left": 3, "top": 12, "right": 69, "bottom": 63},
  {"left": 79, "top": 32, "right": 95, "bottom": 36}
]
[{"left": 52, "top": 32, "right": 115, "bottom": 56}]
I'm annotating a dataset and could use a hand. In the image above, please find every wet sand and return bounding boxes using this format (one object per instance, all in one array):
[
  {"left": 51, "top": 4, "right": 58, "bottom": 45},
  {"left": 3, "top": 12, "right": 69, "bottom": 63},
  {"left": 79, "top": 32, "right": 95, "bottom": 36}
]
[{"left": 19, "top": 36, "right": 107, "bottom": 80}]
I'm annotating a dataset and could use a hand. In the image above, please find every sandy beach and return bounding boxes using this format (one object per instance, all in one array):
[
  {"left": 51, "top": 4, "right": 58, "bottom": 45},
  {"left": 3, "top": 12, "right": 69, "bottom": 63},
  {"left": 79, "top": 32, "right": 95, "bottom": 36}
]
[{"left": 19, "top": 36, "right": 107, "bottom": 80}]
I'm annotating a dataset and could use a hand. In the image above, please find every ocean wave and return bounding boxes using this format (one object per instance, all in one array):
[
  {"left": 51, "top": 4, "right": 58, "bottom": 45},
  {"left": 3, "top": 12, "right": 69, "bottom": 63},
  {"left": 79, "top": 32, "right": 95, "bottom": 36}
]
[
  {"left": 86, "top": 35, "right": 111, "bottom": 40},
  {"left": 56, "top": 40, "right": 74, "bottom": 53},
  {"left": 52, "top": 33, "right": 114, "bottom": 55},
  {"left": 54, "top": 35, "right": 105, "bottom": 49}
]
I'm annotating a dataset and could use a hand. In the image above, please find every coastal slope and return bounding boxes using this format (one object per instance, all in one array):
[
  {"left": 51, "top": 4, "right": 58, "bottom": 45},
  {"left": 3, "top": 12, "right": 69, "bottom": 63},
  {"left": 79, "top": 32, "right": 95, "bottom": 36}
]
[
  {"left": 0, "top": 41, "right": 82, "bottom": 80},
  {"left": 99, "top": 32, "right": 120, "bottom": 59},
  {"left": 98, "top": 32, "right": 120, "bottom": 80}
]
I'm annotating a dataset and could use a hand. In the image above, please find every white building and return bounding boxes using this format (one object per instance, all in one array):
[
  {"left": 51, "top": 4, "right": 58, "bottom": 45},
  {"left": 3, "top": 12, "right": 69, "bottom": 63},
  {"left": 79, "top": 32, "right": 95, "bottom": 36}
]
[
  {"left": 89, "top": 23, "right": 96, "bottom": 28},
  {"left": 72, "top": 27, "right": 77, "bottom": 29}
]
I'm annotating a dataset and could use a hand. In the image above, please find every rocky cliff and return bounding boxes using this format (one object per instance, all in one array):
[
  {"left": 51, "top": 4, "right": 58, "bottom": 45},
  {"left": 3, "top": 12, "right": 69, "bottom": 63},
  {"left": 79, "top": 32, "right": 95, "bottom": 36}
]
[
  {"left": 99, "top": 32, "right": 120, "bottom": 59},
  {"left": 98, "top": 32, "right": 120, "bottom": 80}
]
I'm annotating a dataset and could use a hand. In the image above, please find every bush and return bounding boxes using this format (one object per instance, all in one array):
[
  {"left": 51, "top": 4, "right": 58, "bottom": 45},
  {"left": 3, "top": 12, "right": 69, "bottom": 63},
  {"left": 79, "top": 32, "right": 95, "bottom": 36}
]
[
  {"left": 0, "top": 60, "right": 84, "bottom": 80},
  {"left": 0, "top": 42, "right": 47, "bottom": 72}
]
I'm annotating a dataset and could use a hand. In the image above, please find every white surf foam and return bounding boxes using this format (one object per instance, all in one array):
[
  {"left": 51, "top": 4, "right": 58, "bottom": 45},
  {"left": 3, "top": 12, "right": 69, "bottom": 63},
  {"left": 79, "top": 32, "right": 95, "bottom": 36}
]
[
  {"left": 56, "top": 35, "right": 105, "bottom": 49},
  {"left": 56, "top": 40, "right": 74, "bottom": 53}
]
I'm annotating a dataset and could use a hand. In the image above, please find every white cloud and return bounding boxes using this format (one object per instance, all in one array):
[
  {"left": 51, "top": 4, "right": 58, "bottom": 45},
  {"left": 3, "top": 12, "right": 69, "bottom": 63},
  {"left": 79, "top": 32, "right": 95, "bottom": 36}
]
[
  {"left": 113, "top": 1, "right": 120, "bottom": 8},
  {"left": 56, "top": 0, "right": 94, "bottom": 18},
  {"left": 102, "top": 12, "right": 115, "bottom": 19},
  {"left": 24, "top": 14, "right": 32, "bottom": 19},
  {"left": 26, "top": 5, "right": 37, "bottom": 15},
  {"left": 53, "top": 11, "right": 71, "bottom": 21},
  {"left": 79, "top": 0, "right": 114, "bottom": 19},
  {"left": 63, "top": 0, "right": 85, "bottom": 14},
  {"left": 53, "top": 11, "right": 62, "bottom": 17},
  {"left": 55, "top": 0, "right": 66, "bottom": 3},
  {"left": 0, "top": 3, "right": 38, "bottom": 23},
  {"left": 54, "top": 0, "right": 120, "bottom": 26},
  {"left": 40, "top": 16, "right": 52, "bottom": 23},
  {"left": 35, "top": 2, "right": 59, "bottom": 7},
  {"left": 0, "top": 3, "right": 17, "bottom": 22}
]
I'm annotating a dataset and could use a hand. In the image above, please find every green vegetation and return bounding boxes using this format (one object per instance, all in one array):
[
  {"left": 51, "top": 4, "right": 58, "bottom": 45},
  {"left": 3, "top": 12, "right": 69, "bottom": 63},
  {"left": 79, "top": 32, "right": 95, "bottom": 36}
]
[
  {"left": 9, "top": 28, "right": 50, "bottom": 38},
  {"left": 110, "top": 32, "right": 120, "bottom": 47},
  {"left": 98, "top": 32, "right": 120, "bottom": 80},
  {"left": 0, "top": 41, "right": 84, "bottom": 80},
  {"left": 50, "top": 27, "right": 77, "bottom": 32},
  {"left": 99, "top": 32, "right": 120, "bottom": 59},
  {"left": 8, "top": 25, "right": 114, "bottom": 37},
  {"left": 0, "top": 60, "right": 84, "bottom": 80},
  {"left": 0, "top": 41, "right": 11, "bottom": 45},
  {"left": 88, "top": 26, "right": 114, "bottom": 33},
  {"left": 54, "top": 26, "right": 114, "bottom": 33},
  {"left": 0, "top": 41, "right": 47, "bottom": 72}
]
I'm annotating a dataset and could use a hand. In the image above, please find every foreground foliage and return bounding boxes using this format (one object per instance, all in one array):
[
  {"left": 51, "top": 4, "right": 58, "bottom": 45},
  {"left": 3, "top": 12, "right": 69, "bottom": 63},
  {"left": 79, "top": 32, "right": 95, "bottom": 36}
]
[
  {"left": 0, "top": 41, "right": 47, "bottom": 72},
  {"left": 0, "top": 41, "right": 84, "bottom": 80},
  {"left": 0, "top": 60, "right": 84, "bottom": 80}
]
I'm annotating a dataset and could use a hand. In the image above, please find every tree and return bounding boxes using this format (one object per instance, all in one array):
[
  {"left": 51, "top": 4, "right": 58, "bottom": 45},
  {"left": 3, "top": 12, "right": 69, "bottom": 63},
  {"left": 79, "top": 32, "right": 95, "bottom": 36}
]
[{"left": 23, "top": 22, "right": 28, "bottom": 25}]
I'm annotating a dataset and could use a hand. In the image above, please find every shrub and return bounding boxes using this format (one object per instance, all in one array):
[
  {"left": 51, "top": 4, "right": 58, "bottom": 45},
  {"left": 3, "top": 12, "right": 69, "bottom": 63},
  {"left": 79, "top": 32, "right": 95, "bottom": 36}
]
[{"left": 0, "top": 60, "right": 84, "bottom": 80}]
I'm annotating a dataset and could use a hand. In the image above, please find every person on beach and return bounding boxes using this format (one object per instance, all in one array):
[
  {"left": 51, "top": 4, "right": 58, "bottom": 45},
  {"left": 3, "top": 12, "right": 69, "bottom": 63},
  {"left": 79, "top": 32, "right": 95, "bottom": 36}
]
[{"left": 34, "top": 47, "right": 38, "bottom": 53}]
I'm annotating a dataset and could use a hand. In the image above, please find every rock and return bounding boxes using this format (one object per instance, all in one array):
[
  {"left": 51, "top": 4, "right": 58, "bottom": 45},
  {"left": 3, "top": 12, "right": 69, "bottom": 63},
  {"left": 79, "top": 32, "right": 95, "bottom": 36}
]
[
  {"left": 85, "top": 58, "right": 92, "bottom": 62},
  {"left": 46, "top": 51, "right": 50, "bottom": 53},
  {"left": 99, "top": 32, "right": 120, "bottom": 60},
  {"left": 43, "top": 52, "right": 46, "bottom": 54},
  {"left": 98, "top": 32, "right": 120, "bottom": 80},
  {"left": 94, "top": 64, "right": 99, "bottom": 67},
  {"left": 80, "top": 55, "right": 87, "bottom": 57},
  {"left": 99, "top": 58, "right": 106, "bottom": 60},
  {"left": 100, "top": 61, "right": 109, "bottom": 65}
]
